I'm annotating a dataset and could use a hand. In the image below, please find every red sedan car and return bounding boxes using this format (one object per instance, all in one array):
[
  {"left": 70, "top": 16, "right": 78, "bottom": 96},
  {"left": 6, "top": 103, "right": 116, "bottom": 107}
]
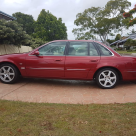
[{"left": 0, "top": 40, "right": 136, "bottom": 89}]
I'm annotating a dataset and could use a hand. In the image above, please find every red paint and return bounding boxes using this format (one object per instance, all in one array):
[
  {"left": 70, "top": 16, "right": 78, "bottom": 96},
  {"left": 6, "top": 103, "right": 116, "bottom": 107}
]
[
  {"left": 25, "top": 55, "right": 65, "bottom": 78},
  {"left": 65, "top": 56, "right": 100, "bottom": 79},
  {"left": 0, "top": 40, "right": 136, "bottom": 81}
]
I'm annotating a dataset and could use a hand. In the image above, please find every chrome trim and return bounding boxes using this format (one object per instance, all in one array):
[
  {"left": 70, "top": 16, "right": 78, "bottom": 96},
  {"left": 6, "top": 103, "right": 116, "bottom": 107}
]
[
  {"left": 21, "top": 67, "right": 25, "bottom": 69},
  {"left": 29, "top": 55, "right": 65, "bottom": 56},
  {"left": 67, "top": 69, "right": 86, "bottom": 71},
  {"left": 111, "top": 49, "right": 121, "bottom": 56},
  {"left": 29, "top": 68, "right": 64, "bottom": 70},
  {"left": 66, "top": 55, "right": 100, "bottom": 57}
]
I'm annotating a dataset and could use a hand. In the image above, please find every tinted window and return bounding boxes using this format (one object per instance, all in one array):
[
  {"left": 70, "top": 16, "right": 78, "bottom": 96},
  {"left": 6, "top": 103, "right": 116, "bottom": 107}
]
[
  {"left": 89, "top": 43, "right": 99, "bottom": 56},
  {"left": 39, "top": 42, "right": 66, "bottom": 56},
  {"left": 95, "top": 43, "right": 112, "bottom": 56},
  {"left": 68, "top": 42, "right": 88, "bottom": 56}
]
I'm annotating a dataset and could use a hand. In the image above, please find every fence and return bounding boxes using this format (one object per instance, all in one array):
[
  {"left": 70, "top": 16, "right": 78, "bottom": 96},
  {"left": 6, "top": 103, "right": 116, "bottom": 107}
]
[{"left": 0, "top": 44, "right": 32, "bottom": 55}]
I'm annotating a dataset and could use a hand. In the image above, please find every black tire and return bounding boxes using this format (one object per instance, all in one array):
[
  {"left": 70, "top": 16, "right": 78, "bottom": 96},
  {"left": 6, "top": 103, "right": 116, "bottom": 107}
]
[
  {"left": 0, "top": 63, "right": 20, "bottom": 84},
  {"left": 95, "top": 68, "right": 118, "bottom": 89}
]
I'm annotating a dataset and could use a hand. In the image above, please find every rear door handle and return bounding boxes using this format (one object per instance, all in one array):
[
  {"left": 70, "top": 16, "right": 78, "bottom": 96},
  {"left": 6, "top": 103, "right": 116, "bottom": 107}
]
[{"left": 90, "top": 60, "right": 98, "bottom": 62}]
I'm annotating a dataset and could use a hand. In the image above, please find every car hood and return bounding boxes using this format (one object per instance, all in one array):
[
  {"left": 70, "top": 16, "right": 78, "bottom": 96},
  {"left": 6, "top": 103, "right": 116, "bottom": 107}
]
[
  {"left": 0, "top": 53, "right": 28, "bottom": 63},
  {"left": 0, "top": 53, "right": 28, "bottom": 57}
]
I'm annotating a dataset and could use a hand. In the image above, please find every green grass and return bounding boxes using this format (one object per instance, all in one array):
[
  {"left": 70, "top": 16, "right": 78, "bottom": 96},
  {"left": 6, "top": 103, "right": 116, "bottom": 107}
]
[
  {"left": 0, "top": 100, "right": 136, "bottom": 136},
  {"left": 116, "top": 50, "right": 136, "bottom": 55}
]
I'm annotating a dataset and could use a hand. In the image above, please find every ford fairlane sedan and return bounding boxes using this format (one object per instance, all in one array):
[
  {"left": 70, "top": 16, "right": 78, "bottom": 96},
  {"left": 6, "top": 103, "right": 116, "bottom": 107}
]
[{"left": 0, "top": 40, "right": 136, "bottom": 89}]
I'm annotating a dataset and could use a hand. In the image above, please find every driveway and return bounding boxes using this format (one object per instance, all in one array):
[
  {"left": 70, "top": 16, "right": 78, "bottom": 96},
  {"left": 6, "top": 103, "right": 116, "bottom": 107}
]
[{"left": 0, "top": 78, "right": 136, "bottom": 104}]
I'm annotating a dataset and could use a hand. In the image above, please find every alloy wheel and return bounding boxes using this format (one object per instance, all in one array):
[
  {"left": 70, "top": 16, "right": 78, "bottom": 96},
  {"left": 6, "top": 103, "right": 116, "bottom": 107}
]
[
  {"left": 0, "top": 66, "right": 15, "bottom": 82},
  {"left": 98, "top": 70, "right": 117, "bottom": 88}
]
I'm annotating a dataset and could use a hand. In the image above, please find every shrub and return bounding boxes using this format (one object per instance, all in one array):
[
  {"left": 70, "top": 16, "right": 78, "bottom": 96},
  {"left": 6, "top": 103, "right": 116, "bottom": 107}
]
[{"left": 0, "top": 19, "right": 32, "bottom": 46}]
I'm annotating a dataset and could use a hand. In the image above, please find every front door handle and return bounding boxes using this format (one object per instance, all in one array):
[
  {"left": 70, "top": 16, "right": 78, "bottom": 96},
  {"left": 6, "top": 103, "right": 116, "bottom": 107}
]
[
  {"left": 37, "top": 56, "right": 43, "bottom": 58},
  {"left": 55, "top": 59, "right": 62, "bottom": 61},
  {"left": 90, "top": 60, "right": 98, "bottom": 62}
]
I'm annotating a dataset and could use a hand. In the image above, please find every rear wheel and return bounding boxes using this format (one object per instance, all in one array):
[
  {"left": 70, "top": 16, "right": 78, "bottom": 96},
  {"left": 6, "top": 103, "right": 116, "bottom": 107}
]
[
  {"left": 95, "top": 68, "right": 118, "bottom": 89},
  {"left": 0, "top": 64, "right": 19, "bottom": 84}
]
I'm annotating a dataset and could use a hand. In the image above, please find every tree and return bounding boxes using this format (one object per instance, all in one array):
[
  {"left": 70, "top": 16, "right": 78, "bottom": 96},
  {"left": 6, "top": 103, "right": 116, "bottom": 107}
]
[
  {"left": 131, "top": 28, "right": 136, "bottom": 34},
  {"left": 124, "top": 39, "right": 136, "bottom": 49},
  {"left": 105, "top": 0, "right": 131, "bottom": 36},
  {"left": 72, "top": 0, "right": 131, "bottom": 44},
  {"left": 123, "top": 4, "right": 136, "bottom": 26},
  {"left": 0, "top": 19, "right": 32, "bottom": 46},
  {"left": 106, "top": 39, "right": 115, "bottom": 44},
  {"left": 33, "top": 9, "right": 67, "bottom": 41},
  {"left": 12, "top": 12, "right": 35, "bottom": 35},
  {"left": 115, "top": 34, "right": 121, "bottom": 41},
  {"left": 127, "top": 28, "right": 136, "bottom": 35},
  {"left": 31, "top": 38, "right": 48, "bottom": 49}
]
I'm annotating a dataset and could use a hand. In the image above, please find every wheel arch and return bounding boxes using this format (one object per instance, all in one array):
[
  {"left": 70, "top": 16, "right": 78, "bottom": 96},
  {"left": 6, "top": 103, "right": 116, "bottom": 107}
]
[
  {"left": 0, "top": 61, "right": 21, "bottom": 75},
  {"left": 93, "top": 66, "right": 122, "bottom": 80}
]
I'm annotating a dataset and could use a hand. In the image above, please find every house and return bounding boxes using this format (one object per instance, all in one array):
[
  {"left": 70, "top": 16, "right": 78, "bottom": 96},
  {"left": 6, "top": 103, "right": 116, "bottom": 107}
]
[
  {"left": 110, "top": 33, "right": 136, "bottom": 48},
  {"left": 121, "top": 36, "right": 128, "bottom": 40},
  {"left": 0, "top": 11, "right": 16, "bottom": 21}
]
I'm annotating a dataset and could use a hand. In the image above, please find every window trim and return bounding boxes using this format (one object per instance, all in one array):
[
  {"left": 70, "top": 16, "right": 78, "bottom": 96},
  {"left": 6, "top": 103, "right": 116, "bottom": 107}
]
[
  {"left": 93, "top": 42, "right": 114, "bottom": 57},
  {"left": 66, "top": 41, "right": 89, "bottom": 56}
]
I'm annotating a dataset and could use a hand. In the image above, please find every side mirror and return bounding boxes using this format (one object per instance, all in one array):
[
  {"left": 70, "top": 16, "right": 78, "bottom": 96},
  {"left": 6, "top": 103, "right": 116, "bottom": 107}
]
[{"left": 33, "top": 51, "right": 40, "bottom": 56}]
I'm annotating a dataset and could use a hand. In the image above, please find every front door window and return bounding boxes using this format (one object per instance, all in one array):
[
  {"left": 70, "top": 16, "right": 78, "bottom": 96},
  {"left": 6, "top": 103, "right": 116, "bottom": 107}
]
[{"left": 39, "top": 42, "right": 66, "bottom": 56}]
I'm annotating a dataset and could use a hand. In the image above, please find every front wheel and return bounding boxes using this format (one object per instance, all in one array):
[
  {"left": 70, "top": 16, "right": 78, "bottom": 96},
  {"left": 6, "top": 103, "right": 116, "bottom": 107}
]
[
  {"left": 95, "top": 68, "right": 118, "bottom": 89},
  {"left": 0, "top": 64, "right": 19, "bottom": 84}
]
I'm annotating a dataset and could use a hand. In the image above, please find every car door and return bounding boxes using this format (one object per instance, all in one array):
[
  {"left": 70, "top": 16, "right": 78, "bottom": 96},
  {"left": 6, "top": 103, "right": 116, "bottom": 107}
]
[
  {"left": 25, "top": 41, "right": 66, "bottom": 78},
  {"left": 65, "top": 41, "right": 100, "bottom": 79}
]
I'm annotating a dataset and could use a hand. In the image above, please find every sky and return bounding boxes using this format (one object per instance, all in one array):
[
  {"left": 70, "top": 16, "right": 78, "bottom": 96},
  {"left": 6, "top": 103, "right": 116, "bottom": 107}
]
[{"left": 0, "top": 0, "right": 136, "bottom": 40}]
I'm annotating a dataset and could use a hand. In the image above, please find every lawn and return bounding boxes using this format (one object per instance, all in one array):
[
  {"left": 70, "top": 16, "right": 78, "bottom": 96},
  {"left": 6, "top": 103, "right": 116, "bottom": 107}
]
[
  {"left": 116, "top": 50, "right": 136, "bottom": 55},
  {"left": 0, "top": 100, "right": 136, "bottom": 136}
]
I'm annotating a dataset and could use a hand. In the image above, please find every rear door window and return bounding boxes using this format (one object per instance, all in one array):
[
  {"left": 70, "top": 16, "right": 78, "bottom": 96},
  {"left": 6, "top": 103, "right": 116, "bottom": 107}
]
[
  {"left": 68, "top": 42, "right": 88, "bottom": 56},
  {"left": 89, "top": 43, "right": 99, "bottom": 56},
  {"left": 95, "top": 43, "right": 112, "bottom": 56}
]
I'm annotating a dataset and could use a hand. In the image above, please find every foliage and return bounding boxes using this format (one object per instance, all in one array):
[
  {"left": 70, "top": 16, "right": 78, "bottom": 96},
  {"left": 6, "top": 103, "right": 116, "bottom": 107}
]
[
  {"left": 0, "top": 19, "right": 32, "bottom": 46},
  {"left": 117, "top": 50, "right": 136, "bottom": 54},
  {"left": 31, "top": 38, "right": 48, "bottom": 49},
  {"left": 33, "top": 9, "right": 67, "bottom": 41},
  {"left": 0, "top": 19, "right": 47, "bottom": 48},
  {"left": 123, "top": 4, "right": 136, "bottom": 26},
  {"left": 106, "top": 39, "right": 115, "bottom": 44},
  {"left": 115, "top": 34, "right": 121, "bottom": 41},
  {"left": 3, "top": 10, "right": 67, "bottom": 46},
  {"left": 124, "top": 39, "right": 136, "bottom": 48},
  {"left": 129, "top": 18, "right": 136, "bottom": 26},
  {"left": 12, "top": 12, "right": 35, "bottom": 35},
  {"left": 128, "top": 28, "right": 136, "bottom": 35},
  {"left": 116, "top": 47, "right": 123, "bottom": 51},
  {"left": 72, "top": 0, "right": 131, "bottom": 44}
]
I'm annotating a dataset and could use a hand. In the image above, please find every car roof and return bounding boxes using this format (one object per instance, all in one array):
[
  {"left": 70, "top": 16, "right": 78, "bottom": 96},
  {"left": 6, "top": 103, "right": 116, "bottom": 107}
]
[{"left": 51, "top": 40, "right": 94, "bottom": 42}]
